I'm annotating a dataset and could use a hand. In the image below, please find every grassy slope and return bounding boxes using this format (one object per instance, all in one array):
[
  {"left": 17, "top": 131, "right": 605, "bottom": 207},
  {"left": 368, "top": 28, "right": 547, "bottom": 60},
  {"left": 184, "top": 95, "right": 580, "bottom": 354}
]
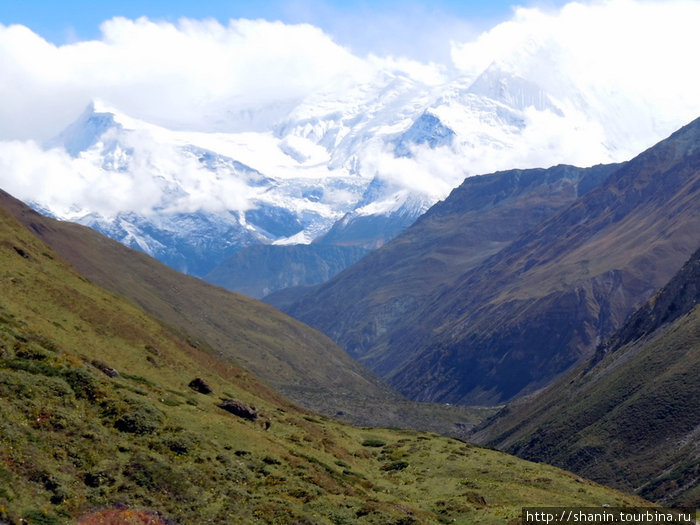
[
  {"left": 0, "top": 194, "right": 648, "bottom": 524},
  {"left": 473, "top": 250, "right": 700, "bottom": 506},
  {"left": 0, "top": 190, "right": 490, "bottom": 437}
]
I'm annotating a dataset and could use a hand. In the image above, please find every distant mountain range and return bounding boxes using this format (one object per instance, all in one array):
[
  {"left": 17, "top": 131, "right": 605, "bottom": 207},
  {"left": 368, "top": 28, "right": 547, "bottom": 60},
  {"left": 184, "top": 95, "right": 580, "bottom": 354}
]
[
  {"left": 15, "top": 54, "right": 691, "bottom": 298},
  {"left": 281, "top": 116, "right": 700, "bottom": 406},
  {"left": 2, "top": 114, "right": 697, "bottom": 518}
]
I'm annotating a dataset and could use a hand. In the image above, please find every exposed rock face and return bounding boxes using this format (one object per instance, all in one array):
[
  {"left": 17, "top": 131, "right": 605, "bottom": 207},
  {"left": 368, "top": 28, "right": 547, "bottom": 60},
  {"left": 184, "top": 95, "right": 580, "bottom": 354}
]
[
  {"left": 596, "top": 244, "right": 700, "bottom": 358},
  {"left": 218, "top": 399, "right": 259, "bottom": 421}
]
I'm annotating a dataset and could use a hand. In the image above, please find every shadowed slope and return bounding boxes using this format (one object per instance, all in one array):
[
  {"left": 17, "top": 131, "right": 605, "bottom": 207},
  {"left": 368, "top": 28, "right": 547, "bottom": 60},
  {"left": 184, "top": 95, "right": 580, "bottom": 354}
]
[
  {"left": 473, "top": 247, "right": 700, "bottom": 506},
  {"left": 386, "top": 116, "right": 699, "bottom": 405},
  {"left": 0, "top": 189, "right": 399, "bottom": 417},
  {"left": 289, "top": 117, "right": 700, "bottom": 405},
  {"left": 285, "top": 163, "right": 617, "bottom": 361}
]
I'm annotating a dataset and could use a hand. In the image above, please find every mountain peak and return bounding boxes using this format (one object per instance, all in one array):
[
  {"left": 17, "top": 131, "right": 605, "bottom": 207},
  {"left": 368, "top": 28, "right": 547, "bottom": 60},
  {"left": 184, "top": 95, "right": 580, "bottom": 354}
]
[
  {"left": 467, "top": 63, "right": 563, "bottom": 115},
  {"left": 46, "top": 100, "right": 123, "bottom": 157}
]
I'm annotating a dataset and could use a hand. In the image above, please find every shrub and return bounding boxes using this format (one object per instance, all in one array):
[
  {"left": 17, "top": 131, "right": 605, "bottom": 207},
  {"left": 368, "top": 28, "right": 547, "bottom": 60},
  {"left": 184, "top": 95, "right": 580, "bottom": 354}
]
[
  {"left": 122, "top": 453, "right": 191, "bottom": 498},
  {"left": 62, "top": 367, "right": 102, "bottom": 401},
  {"left": 113, "top": 401, "right": 163, "bottom": 435},
  {"left": 381, "top": 460, "right": 409, "bottom": 472},
  {"left": 22, "top": 509, "right": 60, "bottom": 525},
  {"left": 150, "top": 431, "right": 197, "bottom": 455},
  {"left": 361, "top": 439, "right": 386, "bottom": 448}
]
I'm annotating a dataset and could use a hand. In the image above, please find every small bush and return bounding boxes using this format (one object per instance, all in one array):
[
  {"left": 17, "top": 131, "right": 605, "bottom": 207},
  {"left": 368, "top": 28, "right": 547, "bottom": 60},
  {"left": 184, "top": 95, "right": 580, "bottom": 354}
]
[
  {"left": 6, "top": 359, "right": 61, "bottom": 377},
  {"left": 22, "top": 509, "right": 61, "bottom": 525},
  {"left": 151, "top": 432, "right": 198, "bottom": 455},
  {"left": 362, "top": 439, "right": 386, "bottom": 448},
  {"left": 15, "top": 345, "right": 49, "bottom": 361},
  {"left": 122, "top": 453, "right": 192, "bottom": 498},
  {"left": 113, "top": 401, "right": 163, "bottom": 435},
  {"left": 62, "top": 367, "right": 102, "bottom": 401},
  {"left": 0, "top": 370, "right": 71, "bottom": 400},
  {"left": 381, "top": 460, "right": 409, "bottom": 472}
]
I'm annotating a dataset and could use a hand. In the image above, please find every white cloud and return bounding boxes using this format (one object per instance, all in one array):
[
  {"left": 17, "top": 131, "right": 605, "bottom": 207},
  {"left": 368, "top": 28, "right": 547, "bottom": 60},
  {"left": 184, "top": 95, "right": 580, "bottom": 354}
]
[
  {"left": 0, "top": 17, "right": 373, "bottom": 141},
  {"left": 0, "top": 140, "right": 158, "bottom": 217},
  {"left": 1, "top": 1, "right": 698, "bottom": 143},
  {"left": 359, "top": 140, "right": 468, "bottom": 202},
  {"left": 450, "top": 0, "right": 700, "bottom": 142},
  {"left": 0, "top": 1, "right": 699, "bottom": 221},
  {"left": 0, "top": 132, "right": 253, "bottom": 219}
]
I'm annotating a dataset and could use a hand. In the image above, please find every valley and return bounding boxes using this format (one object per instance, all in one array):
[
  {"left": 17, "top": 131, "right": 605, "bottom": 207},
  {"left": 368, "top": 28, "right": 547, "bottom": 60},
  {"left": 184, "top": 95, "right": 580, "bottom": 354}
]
[
  {"left": 0, "top": 189, "right": 490, "bottom": 439},
  {"left": 0, "top": 183, "right": 648, "bottom": 524},
  {"left": 1, "top": 116, "right": 697, "bottom": 519},
  {"left": 1, "top": 2, "right": 698, "bottom": 519}
]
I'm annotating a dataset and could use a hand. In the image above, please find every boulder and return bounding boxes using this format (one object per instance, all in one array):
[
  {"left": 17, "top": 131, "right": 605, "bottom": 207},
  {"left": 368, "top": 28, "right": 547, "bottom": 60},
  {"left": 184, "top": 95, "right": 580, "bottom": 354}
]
[{"left": 218, "top": 399, "right": 258, "bottom": 421}]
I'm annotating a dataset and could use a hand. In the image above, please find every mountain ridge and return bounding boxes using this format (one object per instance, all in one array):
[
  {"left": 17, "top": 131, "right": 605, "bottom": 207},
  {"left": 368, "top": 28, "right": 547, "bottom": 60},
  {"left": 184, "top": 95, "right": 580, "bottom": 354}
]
[
  {"left": 285, "top": 116, "right": 700, "bottom": 405},
  {"left": 282, "top": 161, "right": 618, "bottom": 370},
  {"left": 385, "top": 116, "right": 700, "bottom": 404},
  {"left": 7, "top": 42, "right": 694, "bottom": 298}
]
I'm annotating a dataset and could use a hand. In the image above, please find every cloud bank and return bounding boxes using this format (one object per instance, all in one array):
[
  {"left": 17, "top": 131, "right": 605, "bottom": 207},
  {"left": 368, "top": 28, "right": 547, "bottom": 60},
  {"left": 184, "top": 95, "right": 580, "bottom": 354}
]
[
  {"left": 0, "top": 0, "right": 698, "bottom": 220},
  {"left": 450, "top": 0, "right": 700, "bottom": 144},
  {"left": 0, "top": 17, "right": 377, "bottom": 140}
]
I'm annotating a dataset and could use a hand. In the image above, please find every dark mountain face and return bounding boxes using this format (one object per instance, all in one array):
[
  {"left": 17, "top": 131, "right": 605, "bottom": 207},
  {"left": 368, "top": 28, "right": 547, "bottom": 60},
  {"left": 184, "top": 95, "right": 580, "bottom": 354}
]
[
  {"left": 595, "top": 244, "right": 700, "bottom": 359},
  {"left": 387, "top": 117, "right": 700, "bottom": 405},
  {"left": 473, "top": 246, "right": 700, "bottom": 506},
  {"left": 286, "top": 163, "right": 618, "bottom": 357},
  {"left": 286, "top": 117, "right": 700, "bottom": 406}
]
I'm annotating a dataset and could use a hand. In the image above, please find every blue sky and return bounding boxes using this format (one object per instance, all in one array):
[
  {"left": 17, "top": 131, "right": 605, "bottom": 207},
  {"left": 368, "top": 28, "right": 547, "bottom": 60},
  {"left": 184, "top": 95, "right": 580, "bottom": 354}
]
[{"left": 0, "top": 0, "right": 569, "bottom": 60}]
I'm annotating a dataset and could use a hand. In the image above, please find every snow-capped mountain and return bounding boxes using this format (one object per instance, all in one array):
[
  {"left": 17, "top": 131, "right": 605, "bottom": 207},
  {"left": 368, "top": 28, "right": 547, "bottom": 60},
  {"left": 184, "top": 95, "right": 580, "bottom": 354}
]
[
  {"left": 28, "top": 56, "right": 691, "bottom": 292},
  {"left": 42, "top": 101, "right": 374, "bottom": 275}
]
